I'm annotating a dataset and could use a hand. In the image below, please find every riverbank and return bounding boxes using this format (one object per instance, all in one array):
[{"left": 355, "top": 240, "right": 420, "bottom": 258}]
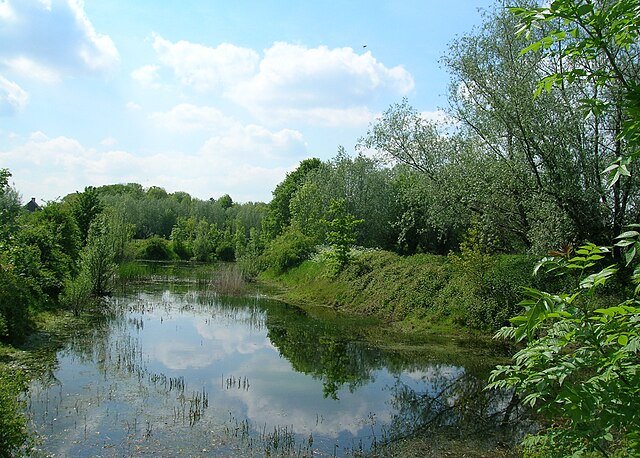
[{"left": 258, "top": 249, "right": 543, "bottom": 337}]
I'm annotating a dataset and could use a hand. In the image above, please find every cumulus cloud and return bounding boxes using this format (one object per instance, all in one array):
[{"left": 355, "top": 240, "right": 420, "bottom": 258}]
[
  {"left": 149, "top": 104, "right": 235, "bottom": 134},
  {"left": 227, "top": 43, "right": 414, "bottom": 126},
  {"left": 0, "top": 75, "right": 28, "bottom": 115},
  {"left": 2, "top": 57, "right": 60, "bottom": 83},
  {"left": 151, "top": 34, "right": 259, "bottom": 92},
  {"left": 0, "top": 124, "right": 307, "bottom": 203},
  {"left": 125, "top": 101, "right": 142, "bottom": 111},
  {"left": 0, "top": 0, "right": 119, "bottom": 81},
  {"left": 131, "top": 64, "right": 162, "bottom": 88},
  {"left": 146, "top": 37, "right": 414, "bottom": 127},
  {"left": 230, "top": 43, "right": 413, "bottom": 105}
]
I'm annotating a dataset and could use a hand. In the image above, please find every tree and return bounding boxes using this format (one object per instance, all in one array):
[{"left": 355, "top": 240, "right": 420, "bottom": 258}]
[
  {"left": 262, "top": 158, "right": 322, "bottom": 241},
  {"left": 0, "top": 169, "right": 21, "bottom": 233},
  {"left": 71, "top": 186, "right": 104, "bottom": 244},
  {"left": 488, "top": 1, "right": 640, "bottom": 456},
  {"left": 510, "top": 0, "right": 640, "bottom": 238},
  {"left": 444, "top": 2, "right": 640, "bottom": 249},
  {"left": 80, "top": 209, "right": 131, "bottom": 297},
  {"left": 322, "top": 199, "right": 364, "bottom": 275},
  {"left": 289, "top": 150, "right": 400, "bottom": 250}
]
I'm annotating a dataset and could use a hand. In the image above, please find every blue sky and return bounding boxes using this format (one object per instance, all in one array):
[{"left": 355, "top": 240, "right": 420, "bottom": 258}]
[{"left": 0, "top": 0, "right": 496, "bottom": 203}]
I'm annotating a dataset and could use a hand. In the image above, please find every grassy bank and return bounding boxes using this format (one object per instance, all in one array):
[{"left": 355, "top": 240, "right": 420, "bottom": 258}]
[{"left": 259, "top": 249, "right": 547, "bottom": 335}]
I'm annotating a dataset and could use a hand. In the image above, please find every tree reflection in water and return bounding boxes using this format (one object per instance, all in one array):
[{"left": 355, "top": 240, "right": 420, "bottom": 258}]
[
  {"left": 265, "top": 299, "right": 532, "bottom": 450},
  {"left": 386, "top": 366, "right": 528, "bottom": 445}
]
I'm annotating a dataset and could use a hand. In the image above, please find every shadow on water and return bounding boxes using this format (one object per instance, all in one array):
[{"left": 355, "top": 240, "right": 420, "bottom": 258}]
[{"left": 24, "top": 264, "right": 532, "bottom": 457}]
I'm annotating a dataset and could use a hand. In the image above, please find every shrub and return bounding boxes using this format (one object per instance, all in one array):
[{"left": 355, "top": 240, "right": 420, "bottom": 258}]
[
  {"left": 260, "top": 228, "right": 315, "bottom": 274},
  {"left": 0, "top": 262, "right": 34, "bottom": 343},
  {"left": 134, "top": 236, "right": 176, "bottom": 261},
  {"left": 215, "top": 242, "right": 235, "bottom": 262},
  {"left": 59, "top": 270, "right": 93, "bottom": 316}
]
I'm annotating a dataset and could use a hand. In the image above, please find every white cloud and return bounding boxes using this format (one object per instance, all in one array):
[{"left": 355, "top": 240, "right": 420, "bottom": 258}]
[
  {"left": 0, "top": 2, "right": 17, "bottom": 21},
  {"left": 0, "top": 75, "right": 28, "bottom": 115},
  {"left": 149, "top": 104, "right": 235, "bottom": 134},
  {"left": 0, "top": 125, "right": 308, "bottom": 203},
  {"left": 100, "top": 136, "right": 117, "bottom": 147},
  {"left": 200, "top": 124, "right": 306, "bottom": 161},
  {"left": 152, "top": 34, "right": 259, "bottom": 92},
  {"left": 2, "top": 57, "right": 60, "bottom": 83},
  {"left": 147, "top": 38, "right": 413, "bottom": 127},
  {"left": 126, "top": 101, "right": 142, "bottom": 111},
  {"left": 0, "top": 0, "right": 119, "bottom": 80},
  {"left": 228, "top": 43, "right": 414, "bottom": 126},
  {"left": 131, "top": 64, "right": 162, "bottom": 88}
]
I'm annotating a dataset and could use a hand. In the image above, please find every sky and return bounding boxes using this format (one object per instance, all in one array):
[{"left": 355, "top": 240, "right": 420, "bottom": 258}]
[{"left": 0, "top": 0, "right": 496, "bottom": 204}]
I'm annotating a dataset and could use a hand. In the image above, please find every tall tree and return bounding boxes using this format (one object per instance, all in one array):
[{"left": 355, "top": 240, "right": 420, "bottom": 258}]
[{"left": 262, "top": 158, "right": 322, "bottom": 241}]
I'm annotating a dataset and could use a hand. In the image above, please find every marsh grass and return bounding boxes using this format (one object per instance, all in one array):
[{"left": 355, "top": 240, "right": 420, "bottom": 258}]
[{"left": 117, "top": 261, "right": 251, "bottom": 296}]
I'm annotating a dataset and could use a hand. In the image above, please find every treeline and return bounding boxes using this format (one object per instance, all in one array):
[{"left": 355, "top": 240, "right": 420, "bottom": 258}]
[
  {"left": 93, "top": 183, "right": 266, "bottom": 262},
  {"left": 250, "top": 2, "right": 640, "bottom": 277}
]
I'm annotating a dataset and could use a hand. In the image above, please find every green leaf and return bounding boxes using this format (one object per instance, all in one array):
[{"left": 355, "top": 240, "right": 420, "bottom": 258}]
[
  {"left": 616, "top": 230, "right": 640, "bottom": 239},
  {"left": 618, "top": 334, "right": 629, "bottom": 346}
]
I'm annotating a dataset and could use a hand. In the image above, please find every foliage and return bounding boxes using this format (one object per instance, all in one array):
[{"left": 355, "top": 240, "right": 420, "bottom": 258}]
[
  {"left": 0, "top": 251, "right": 34, "bottom": 342},
  {"left": 488, "top": 242, "right": 639, "bottom": 456},
  {"left": 192, "top": 219, "right": 216, "bottom": 261},
  {"left": 322, "top": 198, "right": 364, "bottom": 275},
  {"left": 450, "top": 2, "right": 640, "bottom": 247},
  {"left": 59, "top": 269, "right": 92, "bottom": 316},
  {"left": 216, "top": 242, "right": 235, "bottom": 262},
  {"left": 510, "top": 0, "right": 640, "bottom": 238},
  {"left": 81, "top": 209, "right": 133, "bottom": 296},
  {"left": 70, "top": 186, "right": 103, "bottom": 244},
  {"left": 237, "top": 228, "right": 264, "bottom": 279},
  {"left": 0, "top": 169, "right": 21, "bottom": 233},
  {"left": 0, "top": 366, "right": 29, "bottom": 457},
  {"left": 262, "top": 158, "right": 322, "bottom": 241},
  {"left": 135, "top": 235, "right": 176, "bottom": 261},
  {"left": 487, "top": 3, "right": 640, "bottom": 457},
  {"left": 511, "top": 0, "right": 640, "bottom": 145},
  {"left": 260, "top": 227, "right": 315, "bottom": 274}
]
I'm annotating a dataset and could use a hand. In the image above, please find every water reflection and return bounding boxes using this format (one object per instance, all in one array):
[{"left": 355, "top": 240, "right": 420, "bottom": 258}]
[{"left": 25, "top": 283, "right": 524, "bottom": 457}]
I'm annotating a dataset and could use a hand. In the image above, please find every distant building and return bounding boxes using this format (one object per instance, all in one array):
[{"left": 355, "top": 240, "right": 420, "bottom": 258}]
[{"left": 25, "top": 197, "right": 40, "bottom": 212}]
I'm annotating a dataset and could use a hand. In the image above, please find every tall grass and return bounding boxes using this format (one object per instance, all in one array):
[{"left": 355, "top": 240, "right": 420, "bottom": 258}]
[{"left": 117, "top": 261, "right": 250, "bottom": 296}]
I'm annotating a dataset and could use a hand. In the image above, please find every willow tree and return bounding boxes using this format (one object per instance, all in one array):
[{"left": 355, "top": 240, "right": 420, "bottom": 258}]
[{"left": 444, "top": 1, "right": 640, "bottom": 249}]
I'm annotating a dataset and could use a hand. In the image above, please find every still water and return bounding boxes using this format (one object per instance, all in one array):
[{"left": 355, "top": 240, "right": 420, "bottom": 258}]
[{"left": 26, "top": 283, "right": 519, "bottom": 457}]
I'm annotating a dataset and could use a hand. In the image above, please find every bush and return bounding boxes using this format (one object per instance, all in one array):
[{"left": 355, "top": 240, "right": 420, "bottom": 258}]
[
  {"left": 216, "top": 242, "right": 235, "bottom": 262},
  {"left": 171, "top": 239, "right": 192, "bottom": 260},
  {"left": 0, "top": 263, "right": 34, "bottom": 343},
  {"left": 134, "top": 236, "right": 177, "bottom": 261},
  {"left": 59, "top": 271, "right": 93, "bottom": 316},
  {"left": 260, "top": 228, "right": 315, "bottom": 274}
]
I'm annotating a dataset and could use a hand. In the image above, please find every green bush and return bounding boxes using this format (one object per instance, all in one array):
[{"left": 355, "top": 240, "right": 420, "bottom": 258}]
[
  {"left": 478, "top": 255, "right": 539, "bottom": 329},
  {"left": 215, "top": 242, "right": 235, "bottom": 262},
  {"left": 134, "top": 236, "right": 177, "bottom": 261},
  {"left": 260, "top": 228, "right": 315, "bottom": 274},
  {"left": 0, "top": 263, "right": 34, "bottom": 343},
  {"left": 171, "top": 239, "right": 192, "bottom": 260},
  {"left": 59, "top": 270, "right": 93, "bottom": 316}
]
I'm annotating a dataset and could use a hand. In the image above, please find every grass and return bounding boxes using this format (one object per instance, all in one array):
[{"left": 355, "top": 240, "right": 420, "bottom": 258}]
[{"left": 259, "top": 249, "right": 546, "bottom": 337}]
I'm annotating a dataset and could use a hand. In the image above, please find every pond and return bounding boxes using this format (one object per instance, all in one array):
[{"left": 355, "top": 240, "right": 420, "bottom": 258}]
[{"left": 25, "top": 280, "right": 525, "bottom": 457}]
